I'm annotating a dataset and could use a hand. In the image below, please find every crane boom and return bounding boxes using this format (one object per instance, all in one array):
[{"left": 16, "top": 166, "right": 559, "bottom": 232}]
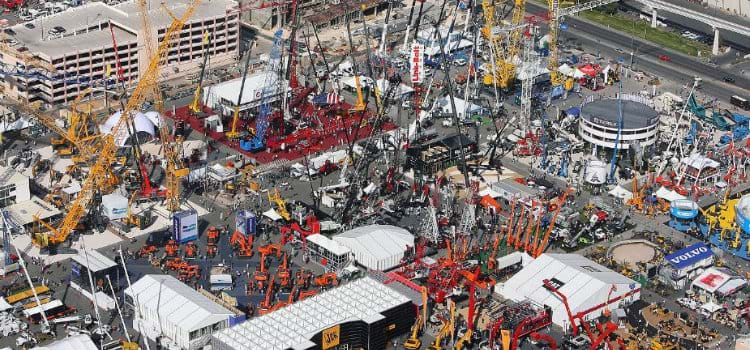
[
  {"left": 33, "top": 0, "right": 202, "bottom": 247},
  {"left": 243, "top": 30, "right": 284, "bottom": 151}
]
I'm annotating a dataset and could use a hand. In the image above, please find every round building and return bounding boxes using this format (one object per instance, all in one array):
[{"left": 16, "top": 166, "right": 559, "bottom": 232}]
[{"left": 578, "top": 95, "right": 660, "bottom": 150}]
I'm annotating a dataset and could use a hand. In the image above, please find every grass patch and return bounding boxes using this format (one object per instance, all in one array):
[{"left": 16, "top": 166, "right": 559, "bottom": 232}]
[{"left": 579, "top": 10, "right": 712, "bottom": 57}]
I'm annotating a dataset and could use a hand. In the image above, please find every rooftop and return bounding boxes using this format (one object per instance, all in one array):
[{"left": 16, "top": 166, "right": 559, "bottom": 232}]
[
  {"left": 212, "top": 276, "right": 411, "bottom": 350},
  {"left": 124, "top": 274, "right": 235, "bottom": 332},
  {"left": 5, "top": 196, "right": 61, "bottom": 226},
  {"left": 8, "top": 0, "right": 236, "bottom": 59},
  {"left": 71, "top": 249, "right": 117, "bottom": 272},
  {"left": 581, "top": 99, "right": 659, "bottom": 129}
]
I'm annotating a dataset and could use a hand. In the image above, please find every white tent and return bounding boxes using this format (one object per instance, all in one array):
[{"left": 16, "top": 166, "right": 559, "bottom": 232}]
[
  {"left": 497, "top": 254, "right": 641, "bottom": 329},
  {"left": 32, "top": 334, "right": 98, "bottom": 350},
  {"left": 376, "top": 79, "right": 414, "bottom": 97},
  {"left": 333, "top": 225, "right": 414, "bottom": 271},
  {"left": 124, "top": 275, "right": 235, "bottom": 350},
  {"left": 608, "top": 185, "right": 633, "bottom": 201},
  {"left": 263, "top": 209, "right": 283, "bottom": 221},
  {"left": 434, "top": 96, "right": 482, "bottom": 119},
  {"left": 99, "top": 111, "right": 157, "bottom": 147},
  {"left": 655, "top": 186, "right": 687, "bottom": 202}
]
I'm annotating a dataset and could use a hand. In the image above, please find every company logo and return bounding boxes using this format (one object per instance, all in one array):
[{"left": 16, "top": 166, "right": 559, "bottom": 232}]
[
  {"left": 182, "top": 224, "right": 197, "bottom": 232},
  {"left": 410, "top": 43, "right": 424, "bottom": 84},
  {"left": 322, "top": 325, "right": 340, "bottom": 349},
  {"left": 668, "top": 246, "right": 708, "bottom": 265},
  {"left": 112, "top": 208, "right": 127, "bottom": 214}
]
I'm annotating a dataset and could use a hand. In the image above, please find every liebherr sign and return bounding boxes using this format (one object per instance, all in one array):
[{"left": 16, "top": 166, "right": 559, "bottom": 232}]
[
  {"left": 410, "top": 43, "right": 424, "bottom": 84},
  {"left": 664, "top": 242, "right": 713, "bottom": 269}
]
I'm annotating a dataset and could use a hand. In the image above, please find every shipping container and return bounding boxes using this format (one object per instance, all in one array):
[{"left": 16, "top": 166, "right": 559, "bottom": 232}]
[{"left": 173, "top": 209, "right": 198, "bottom": 243}]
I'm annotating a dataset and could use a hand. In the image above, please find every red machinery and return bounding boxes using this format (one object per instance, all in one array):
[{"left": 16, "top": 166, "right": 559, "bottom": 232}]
[
  {"left": 280, "top": 215, "right": 320, "bottom": 246},
  {"left": 0, "top": 0, "right": 23, "bottom": 9},
  {"left": 529, "top": 332, "right": 557, "bottom": 350},
  {"left": 256, "top": 276, "right": 276, "bottom": 315},
  {"left": 487, "top": 302, "right": 553, "bottom": 350},
  {"left": 542, "top": 279, "right": 620, "bottom": 349}
]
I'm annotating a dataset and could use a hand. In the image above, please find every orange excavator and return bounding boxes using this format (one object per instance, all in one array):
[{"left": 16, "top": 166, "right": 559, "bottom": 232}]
[
  {"left": 206, "top": 226, "right": 219, "bottom": 257},
  {"left": 178, "top": 265, "right": 200, "bottom": 280},
  {"left": 184, "top": 242, "right": 197, "bottom": 258},
  {"left": 257, "top": 243, "right": 282, "bottom": 258},
  {"left": 230, "top": 230, "right": 254, "bottom": 258},
  {"left": 138, "top": 244, "right": 158, "bottom": 257},
  {"left": 298, "top": 289, "right": 318, "bottom": 301},
  {"left": 314, "top": 272, "right": 338, "bottom": 288},
  {"left": 165, "top": 240, "right": 179, "bottom": 257},
  {"left": 277, "top": 254, "right": 291, "bottom": 288},
  {"left": 295, "top": 270, "right": 310, "bottom": 289},
  {"left": 254, "top": 250, "right": 270, "bottom": 291},
  {"left": 166, "top": 258, "right": 189, "bottom": 271},
  {"left": 257, "top": 276, "right": 276, "bottom": 316},
  {"left": 532, "top": 188, "right": 573, "bottom": 257}
]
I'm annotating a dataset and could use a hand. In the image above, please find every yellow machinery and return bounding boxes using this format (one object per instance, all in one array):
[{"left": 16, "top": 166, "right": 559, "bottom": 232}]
[
  {"left": 547, "top": 0, "right": 564, "bottom": 86},
  {"left": 33, "top": 0, "right": 202, "bottom": 247},
  {"left": 481, "top": 0, "right": 525, "bottom": 88},
  {"left": 268, "top": 188, "right": 291, "bottom": 221},
  {"left": 226, "top": 43, "right": 254, "bottom": 140},
  {"left": 402, "top": 314, "right": 423, "bottom": 349},
  {"left": 189, "top": 31, "right": 211, "bottom": 114},
  {"left": 426, "top": 301, "right": 455, "bottom": 350},
  {"left": 453, "top": 329, "right": 472, "bottom": 350},
  {"left": 350, "top": 75, "right": 366, "bottom": 112}
]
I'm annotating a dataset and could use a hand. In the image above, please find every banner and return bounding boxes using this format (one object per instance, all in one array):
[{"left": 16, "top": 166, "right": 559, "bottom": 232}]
[{"left": 410, "top": 43, "right": 424, "bottom": 84}]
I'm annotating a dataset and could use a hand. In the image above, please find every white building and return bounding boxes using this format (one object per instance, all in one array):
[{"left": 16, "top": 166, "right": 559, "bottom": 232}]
[
  {"left": 0, "top": 166, "right": 31, "bottom": 207},
  {"left": 659, "top": 242, "right": 714, "bottom": 289},
  {"left": 578, "top": 95, "right": 660, "bottom": 150},
  {"left": 497, "top": 254, "right": 641, "bottom": 330},
  {"left": 124, "top": 274, "right": 237, "bottom": 350},
  {"left": 2, "top": 0, "right": 239, "bottom": 105},
  {"left": 212, "top": 276, "right": 415, "bottom": 350},
  {"left": 305, "top": 233, "right": 352, "bottom": 271},
  {"left": 202, "top": 72, "right": 288, "bottom": 116},
  {"left": 333, "top": 225, "right": 414, "bottom": 271}
]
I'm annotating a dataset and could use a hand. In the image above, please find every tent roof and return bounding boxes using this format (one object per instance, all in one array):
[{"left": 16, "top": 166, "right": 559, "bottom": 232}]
[
  {"left": 608, "top": 185, "right": 633, "bottom": 201},
  {"left": 213, "top": 277, "right": 410, "bottom": 350},
  {"left": 124, "top": 275, "right": 234, "bottom": 332},
  {"left": 499, "top": 254, "right": 640, "bottom": 326},
  {"left": 32, "top": 334, "right": 98, "bottom": 350},
  {"left": 307, "top": 234, "right": 351, "bottom": 256},
  {"left": 71, "top": 249, "right": 117, "bottom": 273},
  {"left": 334, "top": 225, "right": 414, "bottom": 262},
  {"left": 655, "top": 186, "right": 687, "bottom": 202}
]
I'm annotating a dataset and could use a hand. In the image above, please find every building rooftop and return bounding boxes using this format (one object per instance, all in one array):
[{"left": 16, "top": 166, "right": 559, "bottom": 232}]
[
  {"left": 581, "top": 99, "right": 659, "bottom": 129},
  {"left": 8, "top": 0, "right": 236, "bottom": 59},
  {"left": 5, "top": 196, "right": 61, "bottom": 226},
  {"left": 212, "top": 276, "right": 411, "bottom": 350},
  {"left": 124, "top": 274, "right": 235, "bottom": 332},
  {"left": 71, "top": 249, "right": 117, "bottom": 273}
]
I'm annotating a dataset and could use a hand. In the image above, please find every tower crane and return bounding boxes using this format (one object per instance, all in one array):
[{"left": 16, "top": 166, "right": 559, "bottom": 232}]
[
  {"left": 32, "top": 0, "right": 201, "bottom": 248},
  {"left": 226, "top": 43, "right": 255, "bottom": 140},
  {"left": 481, "top": 0, "right": 526, "bottom": 88},
  {"left": 189, "top": 31, "right": 212, "bottom": 114},
  {"left": 242, "top": 30, "right": 284, "bottom": 152},
  {"left": 546, "top": 0, "right": 564, "bottom": 87}
]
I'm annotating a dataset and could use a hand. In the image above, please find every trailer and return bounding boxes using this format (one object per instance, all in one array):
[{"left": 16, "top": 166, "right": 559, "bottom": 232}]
[{"left": 6, "top": 286, "right": 50, "bottom": 304}]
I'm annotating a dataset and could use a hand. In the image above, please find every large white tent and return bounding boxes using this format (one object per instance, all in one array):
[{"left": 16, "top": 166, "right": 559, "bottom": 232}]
[
  {"left": 125, "top": 274, "right": 236, "bottom": 350},
  {"left": 333, "top": 225, "right": 414, "bottom": 271},
  {"left": 32, "top": 334, "right": 98, "bottom": 350},
  {"left": 497, "top": 254, "right": 641, "bottom": 329}
]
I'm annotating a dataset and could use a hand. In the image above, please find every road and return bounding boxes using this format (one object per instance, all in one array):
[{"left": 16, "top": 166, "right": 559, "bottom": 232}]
[{"left": 526, "top": 2, "right": 750, "bottom": 102}]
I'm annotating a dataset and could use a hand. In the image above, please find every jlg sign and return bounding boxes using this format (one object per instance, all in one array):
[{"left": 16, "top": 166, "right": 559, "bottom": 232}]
[
  {"left": 410, "top": 43, "right": 424, "bottom": 84},
  {"left": 322, "top": 325, "right": 340, "bottom": 349}
]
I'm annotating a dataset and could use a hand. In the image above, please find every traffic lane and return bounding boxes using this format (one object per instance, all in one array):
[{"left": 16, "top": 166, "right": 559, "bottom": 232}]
[
  {"left": 526, "top": 2, "right": 750, "bottom": 92},
  {"left": 621, "top": 0, "right": 750, "bottom": 51},
  {"left": 566, "top": 27, "right": 739, "bottom": 101}
]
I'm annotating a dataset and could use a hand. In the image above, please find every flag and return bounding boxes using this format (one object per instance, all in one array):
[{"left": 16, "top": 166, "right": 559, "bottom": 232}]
[
  {"left": 105, "top": 64, "right": 112, "bottom": 78},
  {"left": 312, "top": 93, "right": 341, "bottom": 105}
]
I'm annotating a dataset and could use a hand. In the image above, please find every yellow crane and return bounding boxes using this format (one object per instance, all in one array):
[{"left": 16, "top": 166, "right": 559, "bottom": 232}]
[
  {"left": 189, "top": 31, "right": 211, "bottom": 114},
  {"left": 547, "top": 0, "right": 564, "bottom": 86},
  {"left": 481, "top": 0, "right": 526, "bottom": 88},
  {"left": 402, "top": 314, "right": 423, "bottom": 349},
  {"left": 33, "top": 0, "right": 202, "bottom": 247}
]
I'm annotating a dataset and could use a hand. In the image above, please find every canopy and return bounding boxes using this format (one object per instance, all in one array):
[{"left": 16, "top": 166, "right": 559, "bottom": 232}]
[
  {"left": 263, "top": 209, "right": 283, "bottom": 221},
  {"left": 608, "top": 185, "right": 632, "bottom": 200},
  {"left": 376, "top": 79, "right": 414, "bottom": 96},
  {"left": 99, "top": 111, "right": 157, "bottom": 147},
  {"left": 655, "top": 186, "right": 687, "bottom": 202},
  {"left": 578, "top": 64, "right": 598, "bottom": 77}
]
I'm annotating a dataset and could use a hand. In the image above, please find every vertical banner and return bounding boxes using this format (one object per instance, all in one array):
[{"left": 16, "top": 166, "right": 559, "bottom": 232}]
[{"left": 410, "top": 43, "right": 424, "bottom": 84}]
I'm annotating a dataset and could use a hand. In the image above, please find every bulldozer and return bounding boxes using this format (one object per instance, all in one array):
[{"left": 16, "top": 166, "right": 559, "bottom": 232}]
[{"left": 314, "top": 272, "right": 338, "bottom": 288}]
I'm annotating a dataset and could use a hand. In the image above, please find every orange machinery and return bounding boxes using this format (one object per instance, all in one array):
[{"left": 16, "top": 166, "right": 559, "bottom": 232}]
[
  {"left": 298, "top": 289, "right": 318, "bottom": 301},
  {"left": 178, "top": 265, "right": 200, "bottom": 280},
  {"left": 257, "top": 276, "right": 276, "bottom": 315},
  {"left": 138, "top": 244, "right": 157, "bottom": 257},
  {"left": 166, "top": 258, "right": 189, "bottom": 271},
  {"left": 165, "top": 240, "right": 179, "bottom": 257},
  {"left": 314, "top": 272, "right": 338, "bottom": 288},
  {"left": 253, "top": 249, "right": 270, "bottom": 291},
  {"left": 257, "top": 243, "right": 282, "bottom": 258},
  {"left": 206, "top": 226, "right": 220, "bottom": 257},
  {"left": 532, "top": 188, "right": 573, "bottom": 257},
  {"left": 295, "top": 270, "right": 310, "bottom": 289},
  {"left": 277, "top": 254, "right": 291, "bottom": 287},
  {"left": 184, "top": 242, "right": 197, "bottom": 258},
  {"left": 230, "top": 230, "right": 254, "bottom": 257}
]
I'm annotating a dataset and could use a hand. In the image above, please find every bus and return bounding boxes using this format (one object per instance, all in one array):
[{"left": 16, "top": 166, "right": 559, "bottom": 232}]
[
  {"left": 5, "top": 286, "right": 50, "bottom": 304},
  {"left": 731, "top": 95, "right": 750, "bottom": 110}
]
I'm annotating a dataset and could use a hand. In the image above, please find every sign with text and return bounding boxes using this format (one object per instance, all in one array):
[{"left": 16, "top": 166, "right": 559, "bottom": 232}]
[
  {"left": 322, "top": 325, "right": 340, "bottom": 349},
  {"left": 410, "top": 43, "right": 424, "bottom": 84}
]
